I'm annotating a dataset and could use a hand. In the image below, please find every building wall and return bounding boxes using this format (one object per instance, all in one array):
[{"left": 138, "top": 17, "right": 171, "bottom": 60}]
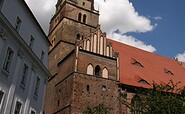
[
  {"left": 0, "top": 0, "right": 50, "bottom": 114},
  {"left": 1, "top": 0, "right": 49, "bottom": 67}
]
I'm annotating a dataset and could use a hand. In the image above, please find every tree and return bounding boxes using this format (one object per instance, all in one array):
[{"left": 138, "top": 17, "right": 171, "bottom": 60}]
[
  {"left": 83, "top": 104, "right": 111, "bottom": 114},
  {"left": 120, "top": 80, "right": 185, "bottom": 114}
]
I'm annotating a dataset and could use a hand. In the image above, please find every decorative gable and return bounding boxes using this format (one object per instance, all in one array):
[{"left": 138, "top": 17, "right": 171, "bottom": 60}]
[{"left": 77, "top": 25, "right": 118, "bottom": 59}]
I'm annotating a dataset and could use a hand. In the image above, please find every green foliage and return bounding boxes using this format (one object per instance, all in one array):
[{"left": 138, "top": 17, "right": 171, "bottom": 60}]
[
  {"left": 121, "top": 80, "right": 185, "bottom": 114},
  {"left": 83, "top": 104, "right": 111, "bottom": 114}
]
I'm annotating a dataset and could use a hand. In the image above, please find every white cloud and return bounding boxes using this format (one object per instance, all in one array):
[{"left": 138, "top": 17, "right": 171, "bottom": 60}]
[
  {"left": 175, "top": 52, "right": 185, "bottom": 62},
  {"left": 95, "top": 0, "right": 156, "bottom": 52},
  {"left": 111, "top": 33, "right": 156, "bottom": 52},
  {"left": 25, "top": 0, "right": 57, "bottom": 34}
]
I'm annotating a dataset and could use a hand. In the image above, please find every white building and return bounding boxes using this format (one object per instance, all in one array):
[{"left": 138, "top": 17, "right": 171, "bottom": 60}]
[{"left": 0, "top": 0, "right": 51, "bottom": 114}]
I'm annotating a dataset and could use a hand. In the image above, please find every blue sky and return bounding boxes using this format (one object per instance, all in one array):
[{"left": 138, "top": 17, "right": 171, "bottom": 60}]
[
  {"left": 129, "top": 0, "right": 185, "bottom": 59},
  {"left": 25, "top": 0, "right": 185, "bottom": 61}
]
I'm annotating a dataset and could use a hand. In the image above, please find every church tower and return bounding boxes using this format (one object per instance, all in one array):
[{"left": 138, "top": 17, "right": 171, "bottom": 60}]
[
  {"left": 44, "top": 0, "right": 120, "bottom": 114},
  {"left": 48, "top": 0, "right": 99, "bottom": 75}
]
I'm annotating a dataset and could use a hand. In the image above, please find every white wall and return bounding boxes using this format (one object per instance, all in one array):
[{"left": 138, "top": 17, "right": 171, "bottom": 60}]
[{"left": 0, "top": 0, "right": 50, "bottom": 113}]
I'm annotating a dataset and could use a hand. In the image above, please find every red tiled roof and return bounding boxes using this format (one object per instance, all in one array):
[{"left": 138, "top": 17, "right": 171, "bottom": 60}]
[{"left": 108, "top": 39, "right": 185, "bottom": 88}]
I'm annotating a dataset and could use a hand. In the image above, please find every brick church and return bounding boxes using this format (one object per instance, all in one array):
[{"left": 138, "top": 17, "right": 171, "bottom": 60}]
[{"left": 43, "top": 0, "right": 185, "bottom": 113}]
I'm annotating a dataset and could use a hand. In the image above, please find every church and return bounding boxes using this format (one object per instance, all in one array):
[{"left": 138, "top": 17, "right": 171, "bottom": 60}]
[{"left": 43, "top": 0, "right": 185, "bottom": 114}]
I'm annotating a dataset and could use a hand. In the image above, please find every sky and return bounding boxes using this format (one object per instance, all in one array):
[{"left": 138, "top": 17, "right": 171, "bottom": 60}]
[{"left": 25, "top": 0, "right": 185, "bottom": 62}]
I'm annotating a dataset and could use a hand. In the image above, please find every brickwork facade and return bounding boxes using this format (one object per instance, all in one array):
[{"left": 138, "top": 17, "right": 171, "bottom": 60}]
[{"left": 44, "top": 0, "right": 122, "bottom": 113}]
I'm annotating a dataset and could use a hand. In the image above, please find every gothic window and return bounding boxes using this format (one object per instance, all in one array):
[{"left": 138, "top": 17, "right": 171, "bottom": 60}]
[
  {"left": 95, "top": 65, "right": 101, "bottom": 77},
  {"left": 76, "top": 34, "right": 80, "bottom": 40},
  {"left": 83, "top": 14, "right": 87, "bottom": 24},
  {"left": 3, "top": 47, "right": 14, "bottom": 73},
  {"left": 102, "top": 68, "right": 108, "bottom": 78},
  {"left": 131, "top": 95, "right": 142, "bottom": 114},
  {"left": 15, "top": 16, "right": 22, "bottom": 32},
  {"left": 87, "top": 64, "right": 93, "bottom": 75},
  {"left": 78, "top": 13, "right": 82, "bottom": 22}
]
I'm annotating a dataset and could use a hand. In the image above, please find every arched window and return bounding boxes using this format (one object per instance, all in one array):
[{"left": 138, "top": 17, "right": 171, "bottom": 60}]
[
  {"left": 131, "top": 95, "right": 142, "bottom": 114},
  {"left": 76, "top": 34, "right": 80, "bottom": 40},
  {"left": 102, "top": 68, "right": 108, "bottom": 78},
  {"left": 87, "top": 64, "right": 93, "bottom": 75},
  {"left": 83, "top": 14, "right": 87, "bottom": 23},
  {"left": 78, "top": 13, "right": 82, "bottom": 22},
  {"left": 95, "top": 65, "right": 101, "bottom": 77}
]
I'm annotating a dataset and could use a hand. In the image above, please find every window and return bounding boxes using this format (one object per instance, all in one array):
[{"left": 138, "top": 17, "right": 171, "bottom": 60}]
[
  {"left": 83, "top": 14, "right": 87, "bottom": 23},
  {"left": 76, "top": 34, "right": 80, "bottom": 40},
  {"left": 78, "top": 13, "right": 82, "bottom": 22},
  {"left": 41, "top": 51, "right": 45, "bottom": 62},
  {"left": 14, "top": 101, "right": 22, "bottom": 114},
  {"left": 29, "top": 36, "right": 34, "bottom": 49},
  {"left": 102, "top": 85, "right": 106, "bottom": 91},
  {"left": 34, "top": 77, "right": 40, "bottom": 96},
  {"left": 15, "top": 17, "right": 22, "bottom": 32},
  {"left": 95, "top": 65, "right": 101, "bottom": 77},
  {"left": 138, "top": 79, "right": 149, "bottom": 85},
  {"left": 131, "top": 59, "right": 143, "bottom": 67},
  {"left": 86, "top": 85, "right": 90, "bottom": 91},
  {"left": 87, "top": 64, "right": 93, "bottom": 75},
  {"left": 0, "top": 91, "right": 4, "bottom": 109},
  {"left": 31, "top": 110, "right": 36, "bottom": 114},
  {"left": 82, "top": 2, "right": 85, "bottom": 6},
  {"left": 164, "top": 68, "right": 174, "bottom": 75},
  {"left": 3, "top": 47, "right": 14, "bottom": 73},
  {"left": 102, "top": 68, "right": 108, "bottom": 78},
  {"left": 21, "top": 64, "right": 29, "bottom": 86}
]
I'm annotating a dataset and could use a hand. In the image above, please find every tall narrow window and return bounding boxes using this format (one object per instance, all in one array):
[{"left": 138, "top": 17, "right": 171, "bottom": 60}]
[
  {"left": 15, "top": 17, "right": 22, "bottom": 32},
  {"left": 95, "top": 65, "right": 101, "bottom": 77},
  {"left": 3, "top": 47, "right": 14, "bottom": 73},
  {"left": 34, "top": 77, "right": 40, "bottom": 96},
  {"left": 76, "top": 34, "right": 80, "bottom": 40},
  {"left": 29, "top": 36, "right": 34, "bottom": 49},
  {"left": 0, "top": 91, "right": 4, "bottom": 109},
  {"left": 87, "top": 64, "right": 93, "bottom": 75},
  {"left": 14, "top": 101, "right": 22, "bottom": 114},
  {"left": 102, "top": 68, "right": 108, "bottom": 78},
  {"left": 41, "top": 51, "right": 45, "bottom": 62},
  {"left": 78, "top": 13, "right": 82, "bottom": 22},
  {"left": 21, "top": 64, "right": 29, "bottom": 86},
  {"left": 83, "top": 14, "right": 87, "bottom": 23}
]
